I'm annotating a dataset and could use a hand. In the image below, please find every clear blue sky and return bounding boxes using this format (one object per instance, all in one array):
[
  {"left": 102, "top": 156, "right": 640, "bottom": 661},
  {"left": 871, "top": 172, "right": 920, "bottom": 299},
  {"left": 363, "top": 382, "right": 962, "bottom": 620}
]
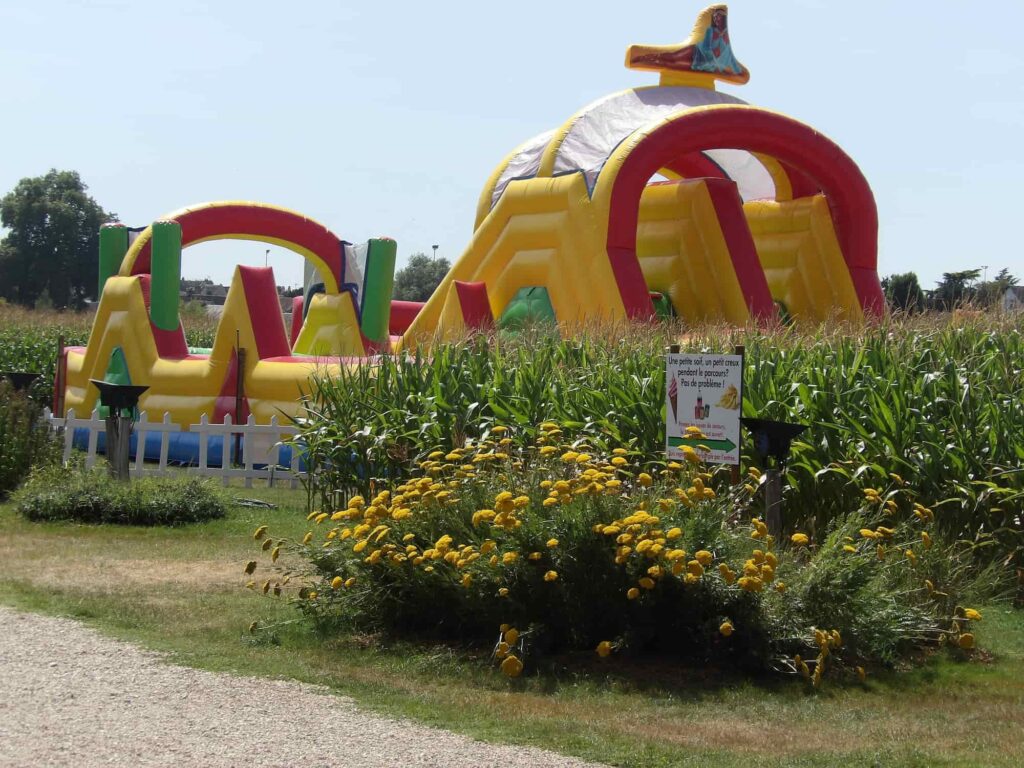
[{"left": 2, "top": 0, "right": 1021, "bottom": 290}]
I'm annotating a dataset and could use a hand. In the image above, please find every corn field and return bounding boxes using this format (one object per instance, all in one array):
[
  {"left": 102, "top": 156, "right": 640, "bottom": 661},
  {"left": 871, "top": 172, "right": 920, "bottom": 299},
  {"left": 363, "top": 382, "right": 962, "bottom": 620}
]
[{"left": 299, "top": 315, "right": 1023, "bottom": 562}]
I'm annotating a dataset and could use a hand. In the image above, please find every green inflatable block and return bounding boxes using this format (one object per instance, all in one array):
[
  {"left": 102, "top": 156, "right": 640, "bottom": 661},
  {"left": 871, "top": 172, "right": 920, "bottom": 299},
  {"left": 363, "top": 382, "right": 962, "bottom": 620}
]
[
  {"left": 498, "top": 287, "right": 556, "bottom": 330},
  {"left": 650, "top": 292, "right": 676, "bottom": 320},
  {"left": 97, "top": 347, "right": 134, "bottom": 419}
]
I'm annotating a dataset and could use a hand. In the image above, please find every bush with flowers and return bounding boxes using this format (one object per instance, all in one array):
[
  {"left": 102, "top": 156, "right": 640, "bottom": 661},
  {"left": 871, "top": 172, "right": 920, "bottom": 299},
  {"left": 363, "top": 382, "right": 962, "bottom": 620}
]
[{"left": 249, "top": 424, "right": 1000, "bottom": 683}]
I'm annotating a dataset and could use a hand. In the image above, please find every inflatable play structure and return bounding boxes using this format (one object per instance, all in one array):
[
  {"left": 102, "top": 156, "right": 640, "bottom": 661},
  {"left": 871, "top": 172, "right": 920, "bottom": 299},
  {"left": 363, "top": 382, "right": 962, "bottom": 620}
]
[{"left": 59, "top": 5, "right": 882, "bottom": 459}]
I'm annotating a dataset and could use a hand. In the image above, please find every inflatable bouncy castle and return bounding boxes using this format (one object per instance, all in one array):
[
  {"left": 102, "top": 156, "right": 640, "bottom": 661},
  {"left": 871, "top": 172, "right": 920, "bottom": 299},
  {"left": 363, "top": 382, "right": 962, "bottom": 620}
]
[{"left": 59, "top": 5, "right": 882, "bottom": 456}]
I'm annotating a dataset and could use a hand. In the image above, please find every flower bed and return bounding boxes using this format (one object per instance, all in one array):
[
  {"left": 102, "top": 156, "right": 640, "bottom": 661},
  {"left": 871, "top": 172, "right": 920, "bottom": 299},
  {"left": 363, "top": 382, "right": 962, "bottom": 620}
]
[{"left": 251, "top": 426, "right": 994, "bottom": 683}]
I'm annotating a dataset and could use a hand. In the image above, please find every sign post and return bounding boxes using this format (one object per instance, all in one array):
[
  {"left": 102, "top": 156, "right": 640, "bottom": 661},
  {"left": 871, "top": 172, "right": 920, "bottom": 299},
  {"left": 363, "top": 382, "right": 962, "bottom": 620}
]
[{"left": 666, "top": 350, "right": 744, "bottom": 466}]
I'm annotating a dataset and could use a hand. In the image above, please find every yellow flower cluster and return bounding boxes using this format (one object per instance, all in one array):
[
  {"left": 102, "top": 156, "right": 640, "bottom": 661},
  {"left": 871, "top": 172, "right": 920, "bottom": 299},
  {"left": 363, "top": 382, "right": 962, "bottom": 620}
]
[
  {"left": 250, "top": 431, "right": 960, "bottom": 685},
  {"left": 793, "top": 627, "right": 843, "bottom": 688}
]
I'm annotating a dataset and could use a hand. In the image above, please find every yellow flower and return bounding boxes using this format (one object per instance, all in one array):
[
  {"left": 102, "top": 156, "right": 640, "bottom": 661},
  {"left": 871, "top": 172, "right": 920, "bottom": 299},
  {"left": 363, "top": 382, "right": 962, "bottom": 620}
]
[
  {"left": 244, "top": 561, "right": 257, "bottom": 575},
  {"left": 314, "top": 512, "right": 329, "bottom": 524},
  {"left": 302, "top": 532, "right": 314, "bottom": 545},
  {"left": 504, "top": 627, "right": 520, "bottom": 644},
  {"left": 498, "top": 587, "right": 509, "bottom": 597},
  {"left": 790, "top": 533, "right": 810, "bottom": 547},
  {"left": 627, "top": 587, "right": 640, "bottom": 600},
  {"left": 612, "top": 447, "right": 628, "bottom": 456},
  {"left": 638, "top": 473, "right": 653, "bottom": 488},
  {"left": 611, "top": 456, "right": 628, "bottom": 467},
  {"left": 461, "top": 573, "right": 473, "bottom": 588},
  {"left": 542, "top": 498, "right": 558, "bottom": 508},
  {"left": 544, "top": 570, "right": 559, "bottom": 582},
  {"left": 596, "top": 640, "right": 613, "bottom": 658},
  {"left": 963, "top": 608, "right": 982, "bottom": 621},
  {"left": 695, "top": 550, "right": 713, "bottom": 567},
  {"left": 271, "top": 546, "right": 281, "bottom": 563},
  {"left": 344, "top": 577, "right": 356, "bottom": 588},
  {"left": 856, "top": 666, "right": 867, "bottom": 682},
  {"left": 308, "top": 591, "right": 317, "bottom": 600},
  {"left": 500, "top": 654, "right": 524, "bottom": 677},
  {"left": 545, "top": 538, "right": 559, "bottom": 549},
  {"left": 502, "top": 551, "right": 519, "bottom": 565},
  {"left": 687, "top": 560, "right": 704, "bottom": 578},
  {"left": 253, "top": 525, "right": 268, "bottom": 540},
  {"left": 718, "top": 563, "right": 736, "bottom": 585},
  {"left": 859, "top": 528, "right": 879, "bottom": 540},
  {"left": 737, "top": 576, "right": 763, "bottom": 593},
  {"left": 639, "top": 577, "right": 655, "bottom": 590},
  {"left": 921, "top": 531, "right": 932, "bottom": 549},
  {"left": 719, "top": 620, "right": 734, "bottom": 637},
  {"left": 795, "top": 655, "right": 810, "bottom": 678},
  {"left": 958, "top": 633, "right": 975, "bottom": 650},
  {"left": 775, "top": 581, "right": 786, "bottom": 593},
  {"left": 261, "top": 538, "right": 273, "bottom": 551},
  {"left": 491, "top": 426, "right": 508, "bottom": 434},
  {"left": 904, "top": 549, "right": 917, "bottom": 565},
  {"left": 331, "top": 576, "right": 343, "bottom": 589},
  {"left": 561, "top": 451, "right": 579, "bottom": 463},
  {"left": 539, "top": 446, "right": 557, "bottom": 456},
  {"left": 843, "top": 544, "right": 856, "bottom": 553}
]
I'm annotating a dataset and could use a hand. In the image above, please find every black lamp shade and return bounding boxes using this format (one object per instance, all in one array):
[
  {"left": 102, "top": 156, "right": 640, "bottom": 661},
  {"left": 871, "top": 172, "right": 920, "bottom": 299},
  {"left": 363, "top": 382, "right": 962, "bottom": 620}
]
[
  {"left": 741, "top": 418, "right": 807, "bottom": 462},
  {"left": 2, "top": 372, "right": 41, "bottom": 391},
  {"left": 90, "top": 379, "right": 149, "bottom": 413}
]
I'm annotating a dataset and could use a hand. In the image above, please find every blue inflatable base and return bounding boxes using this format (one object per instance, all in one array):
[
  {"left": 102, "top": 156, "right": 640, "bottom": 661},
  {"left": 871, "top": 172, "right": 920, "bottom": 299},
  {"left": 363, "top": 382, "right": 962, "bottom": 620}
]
[{"left": 73, "top": 428, "right": 302, "bottom": 470}]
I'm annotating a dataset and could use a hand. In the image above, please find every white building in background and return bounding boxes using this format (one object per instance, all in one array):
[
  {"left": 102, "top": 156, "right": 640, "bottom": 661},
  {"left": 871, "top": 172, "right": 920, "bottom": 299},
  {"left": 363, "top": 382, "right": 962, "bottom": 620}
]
[{"left": 1003, "top": 286, "right": 1024, "bottom": 312}]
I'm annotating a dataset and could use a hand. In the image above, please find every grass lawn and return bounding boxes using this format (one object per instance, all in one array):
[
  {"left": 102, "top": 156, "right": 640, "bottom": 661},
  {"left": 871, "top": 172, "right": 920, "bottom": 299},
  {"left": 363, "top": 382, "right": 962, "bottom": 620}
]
[{"left": 1, "top": 483, "right": 1021, "bottom": 768}]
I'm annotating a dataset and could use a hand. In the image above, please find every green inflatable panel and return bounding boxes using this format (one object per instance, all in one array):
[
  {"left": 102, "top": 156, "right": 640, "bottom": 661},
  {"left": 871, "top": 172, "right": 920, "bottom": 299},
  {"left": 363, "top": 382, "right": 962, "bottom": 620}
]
[
  {"left": 97, "top": 347, "right": 134, "bottom": 419},
  {"left": 498, "top": 287, "right": 556, "bottom": 330},
  {"left": 650, "top": 292, "right": 676, "bottom": 320}
]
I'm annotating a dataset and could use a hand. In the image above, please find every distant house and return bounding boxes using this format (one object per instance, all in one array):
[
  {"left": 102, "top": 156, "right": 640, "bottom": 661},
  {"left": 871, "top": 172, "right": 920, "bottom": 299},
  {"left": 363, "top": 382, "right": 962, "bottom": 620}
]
[
  {"left": 1003, "top": 286, "right": 1024, "bottom": 312},
  {"left": 180, "top": 279, "right": 230, "bottom": 306}
]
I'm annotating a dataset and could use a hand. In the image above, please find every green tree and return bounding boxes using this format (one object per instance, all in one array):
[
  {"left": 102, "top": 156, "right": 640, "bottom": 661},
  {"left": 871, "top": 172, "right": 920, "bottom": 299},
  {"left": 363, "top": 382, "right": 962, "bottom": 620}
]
[
  {"left": 881, "top": 272, "right": 924, "bottom": 313},
  {"left": 0, "top": 170, "right": 116, "bottom": 308},
  {"left": 393, "top": 252, "right": 451, "bottom": 302},
  {"left": 932, "top": 269, "right": 981, "bottom": 310},
  {"left": 975, "top": 268, "right": 1019, "bottom": 307}
]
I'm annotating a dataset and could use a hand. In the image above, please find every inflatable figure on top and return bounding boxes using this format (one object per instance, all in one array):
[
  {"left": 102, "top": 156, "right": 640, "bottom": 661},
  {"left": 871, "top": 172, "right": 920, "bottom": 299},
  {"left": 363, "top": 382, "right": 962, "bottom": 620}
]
[{"left": 627, "top": 5, "right": 749, "bottom": 84}]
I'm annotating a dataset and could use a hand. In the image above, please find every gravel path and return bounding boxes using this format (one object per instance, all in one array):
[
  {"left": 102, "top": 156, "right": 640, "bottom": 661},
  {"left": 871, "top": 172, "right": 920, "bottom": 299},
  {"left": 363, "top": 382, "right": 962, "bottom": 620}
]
[{"left": 0, "top": 607, "right": 609, "bottom": 768}]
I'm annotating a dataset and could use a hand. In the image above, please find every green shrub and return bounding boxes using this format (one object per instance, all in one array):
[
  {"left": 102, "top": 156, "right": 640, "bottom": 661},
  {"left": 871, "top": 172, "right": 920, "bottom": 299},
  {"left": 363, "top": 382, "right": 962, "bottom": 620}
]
[
  {"left": 0, "top": 381, "right": 61, "bottom": 498},
  {"left": 14, "top": 467, "right": 228, "bottom": 525},
  {"left": 253, "top": 432, "right": 998, "bottom": 682}
]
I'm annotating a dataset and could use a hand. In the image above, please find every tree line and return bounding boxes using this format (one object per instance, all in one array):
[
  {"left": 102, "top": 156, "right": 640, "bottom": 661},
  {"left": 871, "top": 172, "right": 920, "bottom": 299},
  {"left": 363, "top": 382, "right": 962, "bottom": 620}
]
[
  {"left": 882, "top": 269, "right": 1020, "bottom": 313},
  {"left": 1, "top": 170, "right": 1018, "bottom": 313}
]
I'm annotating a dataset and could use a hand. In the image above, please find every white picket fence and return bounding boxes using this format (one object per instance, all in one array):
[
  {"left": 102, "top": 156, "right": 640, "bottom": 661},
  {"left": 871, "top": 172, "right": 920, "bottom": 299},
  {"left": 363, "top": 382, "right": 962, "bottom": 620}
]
[{"left": 43, "top": 409, "right": 304, "bottom": 488}]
